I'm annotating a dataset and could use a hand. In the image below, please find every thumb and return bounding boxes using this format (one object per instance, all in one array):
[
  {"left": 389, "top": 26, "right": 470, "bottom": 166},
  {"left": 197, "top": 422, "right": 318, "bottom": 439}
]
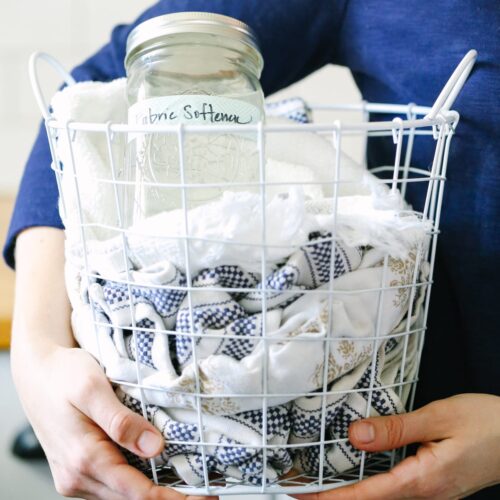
[
  {"left": 73, "top": 374, "right": 164, "bottom": 458},
  {"left": 348, "top": 403, "right": 448, "bottom": 452}
]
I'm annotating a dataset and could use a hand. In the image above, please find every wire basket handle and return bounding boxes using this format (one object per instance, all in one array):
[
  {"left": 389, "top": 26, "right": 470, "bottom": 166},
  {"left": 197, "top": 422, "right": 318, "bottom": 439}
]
[
  {"left": 426, "top": 49, "right": 477, "bottom": 119},
  {"left": 29, "top": 51, "right": 75, "bottom": 120}
]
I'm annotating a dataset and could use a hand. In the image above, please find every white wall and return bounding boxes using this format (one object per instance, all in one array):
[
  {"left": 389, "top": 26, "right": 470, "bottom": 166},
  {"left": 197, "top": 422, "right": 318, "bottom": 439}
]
[{"left": 0, "top": 1, "right": 360, "bottom": 195}]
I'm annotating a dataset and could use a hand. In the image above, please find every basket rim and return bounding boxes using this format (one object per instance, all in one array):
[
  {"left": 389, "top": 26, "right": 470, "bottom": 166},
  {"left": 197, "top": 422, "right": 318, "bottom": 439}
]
[{"left": 42, "top": 105, "right": 459, "bottom": 135}]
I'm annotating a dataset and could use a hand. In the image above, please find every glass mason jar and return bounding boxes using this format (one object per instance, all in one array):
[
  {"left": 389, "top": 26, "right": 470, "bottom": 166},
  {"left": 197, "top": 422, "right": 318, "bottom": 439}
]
[{"left": 124, "top": 12, "right": 264, "bottom": 225}]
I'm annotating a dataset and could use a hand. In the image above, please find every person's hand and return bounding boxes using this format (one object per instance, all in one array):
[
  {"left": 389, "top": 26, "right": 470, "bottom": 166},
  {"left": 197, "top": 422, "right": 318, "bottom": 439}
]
[
  {"left": 11, "top": 228, "right": 216, "bottom": 499},
  {"left": 13, "top": 343, "right": 212, "bottom": 500},
  {"left": 293, "top": 394, "right": 500, "bottom": 499}
]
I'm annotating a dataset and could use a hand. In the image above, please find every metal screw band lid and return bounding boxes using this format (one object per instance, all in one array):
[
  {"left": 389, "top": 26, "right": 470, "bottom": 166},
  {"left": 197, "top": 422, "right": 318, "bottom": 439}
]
[{"left": 125, "top": 11, "right": 263, "bottom": 72}]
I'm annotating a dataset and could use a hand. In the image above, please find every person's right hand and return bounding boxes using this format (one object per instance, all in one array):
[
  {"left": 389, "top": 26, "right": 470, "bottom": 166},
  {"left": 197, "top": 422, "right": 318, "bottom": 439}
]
[
  {"left": 13, "top": 342, "right": 211, "bottom": 500},
  {"left": 11, "top": 227, "right": 214, "bottom": 500}
]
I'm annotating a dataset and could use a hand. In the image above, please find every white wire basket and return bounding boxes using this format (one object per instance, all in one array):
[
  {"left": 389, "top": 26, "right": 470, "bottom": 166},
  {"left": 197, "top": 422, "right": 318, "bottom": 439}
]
[{"left": 30, "top": 50, "right": 476, "bottom": 497}]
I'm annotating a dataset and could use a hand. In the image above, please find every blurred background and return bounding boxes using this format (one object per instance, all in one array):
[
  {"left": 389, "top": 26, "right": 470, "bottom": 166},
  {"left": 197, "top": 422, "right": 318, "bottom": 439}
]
[{"left": 0, "top": 1, "right": 360, "bottom": 498}]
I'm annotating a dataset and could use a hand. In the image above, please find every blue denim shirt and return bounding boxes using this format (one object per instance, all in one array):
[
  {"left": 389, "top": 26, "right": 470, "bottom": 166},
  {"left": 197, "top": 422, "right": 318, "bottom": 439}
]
[{"left": 4, "top": 1, "right": 500, "bottom": 475}]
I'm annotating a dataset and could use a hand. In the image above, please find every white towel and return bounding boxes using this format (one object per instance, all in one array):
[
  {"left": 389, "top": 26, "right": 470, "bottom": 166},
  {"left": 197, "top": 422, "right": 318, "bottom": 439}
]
[
  {"left": 50, "top": 79, "right": 374, "bottom": 247},
  {"left": 50, "top": 78, "right": 128, "bottom": 241}
]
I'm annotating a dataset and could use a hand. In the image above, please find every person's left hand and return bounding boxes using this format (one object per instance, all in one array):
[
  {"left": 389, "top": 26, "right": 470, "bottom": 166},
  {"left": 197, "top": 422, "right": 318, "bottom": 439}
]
[{"left": 292, "top": 394, "right": 500, "bottom": 499}]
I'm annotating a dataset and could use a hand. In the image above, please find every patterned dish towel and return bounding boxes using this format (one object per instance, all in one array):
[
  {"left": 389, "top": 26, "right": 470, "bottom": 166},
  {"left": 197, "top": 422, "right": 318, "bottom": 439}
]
[
  {"left": 72, "top": 234, "right": 426, "bottom": 485},
  {"left": 116, "top": 332, "right": 420, "bottom": 486}
]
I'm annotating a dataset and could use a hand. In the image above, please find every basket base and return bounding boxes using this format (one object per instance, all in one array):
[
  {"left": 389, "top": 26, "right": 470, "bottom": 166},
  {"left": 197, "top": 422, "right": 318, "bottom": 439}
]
[{"left": 153, "top": 451, "right": 401, "bottom": 496}]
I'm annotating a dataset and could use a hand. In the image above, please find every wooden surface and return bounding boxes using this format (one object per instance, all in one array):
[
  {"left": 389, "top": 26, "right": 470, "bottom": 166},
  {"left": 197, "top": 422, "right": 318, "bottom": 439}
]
[{"left": 0, "top": 197, "right": 14, "bottom": 349}]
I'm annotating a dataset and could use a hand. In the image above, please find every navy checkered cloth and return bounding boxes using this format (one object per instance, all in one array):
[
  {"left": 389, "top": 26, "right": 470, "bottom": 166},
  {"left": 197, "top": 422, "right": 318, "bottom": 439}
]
[
  {"left": 91, "top": 232, "right": 359, "bottom": 371},
  {"left": 86, "top": 223, "right": 412, "bottom": 486},
  {"left": 118, "top": 338, "right": 403, "bottom": 486}
]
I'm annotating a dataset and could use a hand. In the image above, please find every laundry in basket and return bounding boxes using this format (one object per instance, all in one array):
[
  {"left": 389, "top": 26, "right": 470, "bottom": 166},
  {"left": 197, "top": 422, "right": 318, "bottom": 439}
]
[{"left": 29, "top": 47, "right": 476, "bottom": 495}]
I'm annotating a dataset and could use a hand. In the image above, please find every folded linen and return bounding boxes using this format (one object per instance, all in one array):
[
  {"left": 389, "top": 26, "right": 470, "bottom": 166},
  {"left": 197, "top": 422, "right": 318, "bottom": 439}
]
[
  {"left": 110, "top": 271, "right": 425, "bottom": 486},
  {"left": 115, "top": 332, "right": 419, "bottom": 486},
  {"left": 290, "top": 331, "right": 420, "bottom": 475},
  {"left": 50, "top": 79, "right": 374, "bottom": 248},
  {"left": 68, "top": 196, "right": 427, "bottom": 485},
  {"left": 68, "top": 187, "right": 430, "bottom": 281},
  {"left": 73, "top": 237, "right": 423, "bottom": 416}
]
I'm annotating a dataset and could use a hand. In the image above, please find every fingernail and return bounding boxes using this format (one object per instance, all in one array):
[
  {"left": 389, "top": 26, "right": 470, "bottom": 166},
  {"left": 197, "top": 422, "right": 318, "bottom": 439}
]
[
  {"left": 137, "top": 430, "right": 162, "bottom": 455},
  {"left": 353, "top": 422, "right": 375, "bottom": 443}
]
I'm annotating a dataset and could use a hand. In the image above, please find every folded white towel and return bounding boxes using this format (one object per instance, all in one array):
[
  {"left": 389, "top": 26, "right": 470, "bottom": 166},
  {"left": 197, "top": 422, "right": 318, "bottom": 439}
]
[
  {"left": 52, "top": 78, "right": 429, "bottom": 281},
  {"left": 264, "top": 116, "right": 372, "bottom": 198},
  {"left": 69, "top": 186, "right": 429, "bottom": 280},
  {"left": 50, "top": 79, "right": 373, "bottom": 247},
  {"left": 50, "top": 78, "right": 128, "bottom": 241}
]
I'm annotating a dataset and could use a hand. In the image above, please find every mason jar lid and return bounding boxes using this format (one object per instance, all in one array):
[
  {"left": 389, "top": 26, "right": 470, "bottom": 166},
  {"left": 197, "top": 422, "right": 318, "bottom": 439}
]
[{"left": 125, "top": 12, "right": 263, "bottom": 73}]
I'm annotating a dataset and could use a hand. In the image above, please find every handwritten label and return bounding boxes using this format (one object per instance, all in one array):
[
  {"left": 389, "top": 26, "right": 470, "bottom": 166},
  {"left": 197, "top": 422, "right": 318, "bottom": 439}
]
[{"left": 128, "top": 95, "right": 261, "bottom": 129}]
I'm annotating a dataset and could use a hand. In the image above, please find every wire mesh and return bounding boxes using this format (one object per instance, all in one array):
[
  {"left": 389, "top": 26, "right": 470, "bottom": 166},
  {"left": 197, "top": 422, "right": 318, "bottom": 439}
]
[{"left": 31, "top": 49, "right": 475, "bottom": 497}]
